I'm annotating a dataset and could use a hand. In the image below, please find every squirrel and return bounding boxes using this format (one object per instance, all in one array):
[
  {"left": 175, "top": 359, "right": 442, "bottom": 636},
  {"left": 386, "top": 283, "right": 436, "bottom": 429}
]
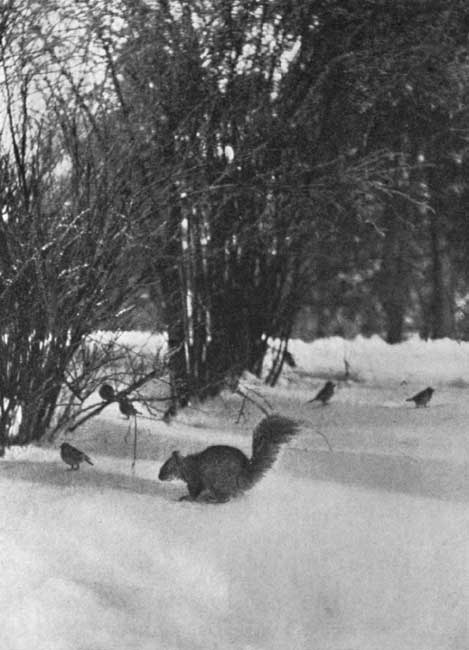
[{"left": 158, "top": 414, "right": 299, "bottom": 502}]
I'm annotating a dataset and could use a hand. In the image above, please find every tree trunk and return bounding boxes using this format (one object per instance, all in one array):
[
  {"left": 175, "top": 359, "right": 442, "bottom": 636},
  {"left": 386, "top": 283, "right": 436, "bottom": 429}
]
[
  {"left": 379, "top": 203, "right": 409, "bottom": 344},
  {"left": 426, "top": 148, "right": 456, "bottom": 339},
  {"left": 430, "top": 211, "right": 455, "bottom": 338},
  {"left": 159, "top": 198, "right": 190, "bottom": 407}
]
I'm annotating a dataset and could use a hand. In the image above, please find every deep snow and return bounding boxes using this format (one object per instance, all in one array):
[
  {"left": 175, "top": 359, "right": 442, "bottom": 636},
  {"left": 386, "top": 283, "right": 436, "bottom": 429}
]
[{"left": 1, "top": 334, "right": 468, "bottom": 650}]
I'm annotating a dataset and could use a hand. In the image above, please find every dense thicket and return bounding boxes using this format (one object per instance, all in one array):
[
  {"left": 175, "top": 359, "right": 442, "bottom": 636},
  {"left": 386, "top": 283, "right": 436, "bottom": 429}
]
[
  {"left": 0, "top": 2, "right": 147, "bottom": 444},
  {"left": 104, "top": 0, "right": 469, "bottom": 395},
  {"left": 1, "top": 0, "right": 469, "bottom": 440}
]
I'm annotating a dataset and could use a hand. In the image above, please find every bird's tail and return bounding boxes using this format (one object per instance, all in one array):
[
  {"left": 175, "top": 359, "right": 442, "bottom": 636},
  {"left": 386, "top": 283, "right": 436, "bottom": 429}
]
[
  {"left": 247, "top": 414, "right": 299, "bottom": 487},
  {"left": 306, "top": 396, "right": 318, "bottom": 403},
  {"left": 84, "top": 455, "right": 94, "bottom": 465},
  {"left": 405, "top": 397, "right": 414, "bottom": 402}
]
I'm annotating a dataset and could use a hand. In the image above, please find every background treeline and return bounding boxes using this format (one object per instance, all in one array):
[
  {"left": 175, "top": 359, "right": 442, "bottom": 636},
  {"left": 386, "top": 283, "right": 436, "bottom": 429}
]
[{"left": 1, "top": 0, "right": 469, "bottom": 442}]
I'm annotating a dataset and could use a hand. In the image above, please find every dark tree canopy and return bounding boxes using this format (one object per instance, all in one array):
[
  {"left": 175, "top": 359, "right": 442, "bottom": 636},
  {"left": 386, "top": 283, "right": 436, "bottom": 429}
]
[{"left": 1, "top": 0, "right": 469, "bottom": 441}]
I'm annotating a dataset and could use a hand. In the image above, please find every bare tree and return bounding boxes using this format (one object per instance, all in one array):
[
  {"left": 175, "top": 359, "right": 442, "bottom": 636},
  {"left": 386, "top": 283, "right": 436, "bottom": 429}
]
[{"left": 0, "top": 0, "right": 161, "bottom": 446}]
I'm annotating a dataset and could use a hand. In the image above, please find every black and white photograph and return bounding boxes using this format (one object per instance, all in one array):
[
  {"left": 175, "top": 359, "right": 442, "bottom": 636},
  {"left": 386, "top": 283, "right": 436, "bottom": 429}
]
[{"left": 0, "top": 1, "right": 468, "bottom": 648}]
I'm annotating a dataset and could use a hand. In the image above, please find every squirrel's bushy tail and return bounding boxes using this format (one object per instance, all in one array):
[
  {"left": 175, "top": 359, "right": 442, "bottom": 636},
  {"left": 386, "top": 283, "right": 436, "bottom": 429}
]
[{"left": 247, "top": 414, "right": 299, "bottom": 487}]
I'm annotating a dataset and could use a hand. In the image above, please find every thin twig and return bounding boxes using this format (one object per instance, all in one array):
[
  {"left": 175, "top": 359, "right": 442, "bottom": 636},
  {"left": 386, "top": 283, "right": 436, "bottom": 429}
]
[
  {"left": 131, "top": 415, "right": 138, "bottom": 473},
  {"left": 235, "top": 395, "right": 247, "bottom": 424},
  {"left": 243, "top": 385, "right": 273, "bottom": 411},
  {"left": 235, "top": 388, "right": 271, "bottom": 418},
  {"left": 68, "top": 402, "right": 109, "bottom": 431},
  {"left": 297, "top": 418, "right": 334, "bottom": 452},
  {"left": 314, "top": 430, "right": 333, "bottom": 453}
]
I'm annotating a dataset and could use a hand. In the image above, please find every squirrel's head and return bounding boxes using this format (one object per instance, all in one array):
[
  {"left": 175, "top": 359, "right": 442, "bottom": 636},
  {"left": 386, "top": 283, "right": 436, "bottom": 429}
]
[{"left": 158, "top": 450, "right": 183, "bottom": 481}]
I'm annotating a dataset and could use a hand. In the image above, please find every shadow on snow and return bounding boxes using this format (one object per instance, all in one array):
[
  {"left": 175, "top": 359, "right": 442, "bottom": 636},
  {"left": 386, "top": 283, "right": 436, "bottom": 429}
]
[
  {"left": 0, "top": 459, "right": 179, "bottom": 500},
  {"left": 284, "top": 447, "right": 469, "bottom": 503}
]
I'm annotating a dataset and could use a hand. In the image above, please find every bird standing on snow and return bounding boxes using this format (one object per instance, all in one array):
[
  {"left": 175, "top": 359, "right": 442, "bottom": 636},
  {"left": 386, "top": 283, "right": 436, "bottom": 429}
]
[
  {"left": 308, "top": 380, "right": 336, "bottom": 405},
  {"left": 406, "top": 387, "right": 434, "bottom": 407},
  {"left": 60, "top": 443, "right": 94, "bottom": 470},
  {"left": 118, "top": 397, "right": 140, "bottom": 418}
]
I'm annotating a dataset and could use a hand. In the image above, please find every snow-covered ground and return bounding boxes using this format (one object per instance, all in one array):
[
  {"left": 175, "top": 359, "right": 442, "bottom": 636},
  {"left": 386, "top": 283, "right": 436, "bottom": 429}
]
[{"left": 1, "top": 334, "right": 468, "bottom": 650}]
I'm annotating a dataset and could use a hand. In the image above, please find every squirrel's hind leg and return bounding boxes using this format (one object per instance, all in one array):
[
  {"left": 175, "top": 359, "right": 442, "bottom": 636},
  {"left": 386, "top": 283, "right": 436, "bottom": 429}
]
[
  {"left": 201, "top": 481, "right": 233, "bottom": 503},
  {"left": 180, "top": 480, "right": 204, "bottom": 501},
  {"left": 180, "top": 488, "right": 230, "bottom": 503},
  {"left": 204, "top": 491, "right": 231, "bottom": 503}
]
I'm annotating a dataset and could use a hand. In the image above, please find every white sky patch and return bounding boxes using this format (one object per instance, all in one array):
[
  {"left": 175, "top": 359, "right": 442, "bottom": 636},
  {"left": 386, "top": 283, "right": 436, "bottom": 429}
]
[{"left": 224, "top": 144, "right": 234, "bottom": 162}]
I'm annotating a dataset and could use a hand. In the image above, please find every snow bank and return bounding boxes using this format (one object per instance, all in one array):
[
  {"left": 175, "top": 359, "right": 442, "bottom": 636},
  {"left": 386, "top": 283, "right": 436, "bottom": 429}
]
[
  {"left": 0, "top": 469, "right": 466, "bottom": 650},
  {"left": 288, "top": 334, "right": 469, "bottom": 385},
  {"left": 92, "top": 330, "right": 469, "bottom": 385},
  {"left": 1, "top": 331, "right": 468, "bottom": 649}
]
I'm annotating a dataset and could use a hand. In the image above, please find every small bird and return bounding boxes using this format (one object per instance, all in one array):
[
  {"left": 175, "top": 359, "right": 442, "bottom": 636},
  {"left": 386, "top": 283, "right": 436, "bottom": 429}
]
[
  {"left": 163, "top": 404, "right": 177, "bottom": 423},
  {"left": 406, "top": 387, "right": 434, "bottom": 408},
  {"left": 284, "top": 350, "right": 296, "bottom": 368},
  {"left": 118, "top": 397, "right": 140, "bottom": 418},
  {"left": 60, "top": 442, "right": 94, "bottom": 470},
  {"left": 99, "top": 383, "right": 115, "bottom": 402},
  {"left": 308, "top": 380, "right": 335, "bottom": 405}
]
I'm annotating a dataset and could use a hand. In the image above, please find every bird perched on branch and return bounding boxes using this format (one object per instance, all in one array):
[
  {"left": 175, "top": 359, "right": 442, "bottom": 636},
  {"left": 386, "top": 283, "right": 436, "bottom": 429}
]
[
  {"left": 60, "top": 443, "right": 94, "bottom": 470},
  {"left": 99, "top": 383, "right": 115, "bottom": 402},
  {"left": 406, "top": 387, "right": 434, "bottom": 407},
  {"left": 308, "top": 380, "right": 335, "bottom": 406},
  {"left": 118, "top": 396, "right": 141, "bottom": 418}
]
